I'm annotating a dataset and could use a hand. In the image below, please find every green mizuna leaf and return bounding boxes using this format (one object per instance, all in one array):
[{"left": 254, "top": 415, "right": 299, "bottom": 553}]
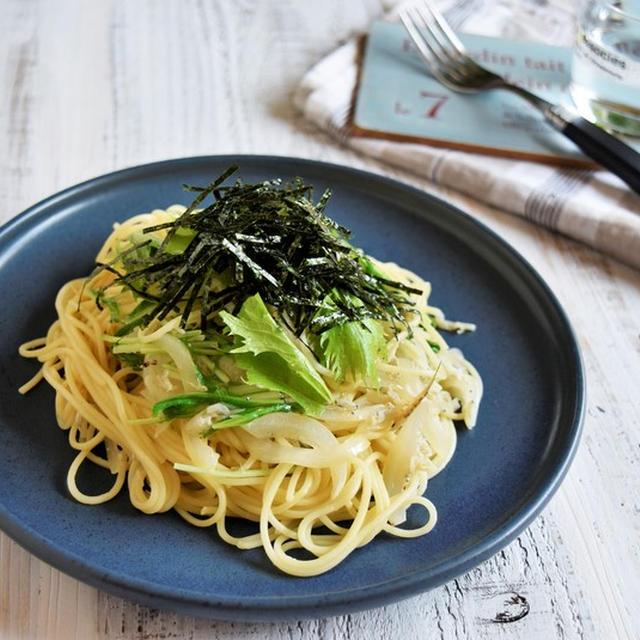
[
  {"left": 220, "top": 294, "right": 332, "bottom": 415},
  {"left": 320, "top": 316, "right": 386, "bottom": 385}
]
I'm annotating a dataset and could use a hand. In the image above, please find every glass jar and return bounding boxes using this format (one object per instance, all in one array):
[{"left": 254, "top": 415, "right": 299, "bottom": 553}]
[{"left": 570, "top": 0, "right": 640, "bottom": 136}]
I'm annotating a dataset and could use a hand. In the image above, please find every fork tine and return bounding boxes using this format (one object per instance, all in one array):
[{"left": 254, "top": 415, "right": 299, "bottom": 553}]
[
  {"left": 399, "top": 9, "right": 459, "bottom": 87},
  {"left": 401, "top": 2, "right": 515, "bottom": 96},
  {"left": 403, "top": 6, "right": 466, "bottom": 89},
  {"left": 399, "top": 10, "right": 440, "bottom": 75},
  {"left": 419, "top": 0, "right": 468, "bottom": 58},
  {"left": 404, "top": 6, "right": 467, "bottom": 83}
]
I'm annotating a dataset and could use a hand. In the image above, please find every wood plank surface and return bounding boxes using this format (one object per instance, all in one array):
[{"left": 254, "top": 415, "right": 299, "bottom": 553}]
[{"left": 1, "top": 1, "right": 638, "bottom": 638}]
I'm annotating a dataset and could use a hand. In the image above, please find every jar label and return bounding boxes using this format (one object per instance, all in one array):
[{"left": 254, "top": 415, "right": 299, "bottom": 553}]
[{"left": 575, "top": 29, "right": 640, "bottom": 87}]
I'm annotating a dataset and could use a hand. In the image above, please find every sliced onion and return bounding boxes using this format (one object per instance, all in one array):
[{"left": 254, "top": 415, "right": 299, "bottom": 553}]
[
  {"left": 440, "top": 347, "right": 483, "bottom": 428},
  {"left": 156, "top": 334, "right": 203, "bottom": 392},
  {"left": 339, "top": 434, "right": 370, "bottom": 456},
  {"left": 240, "top": 433, "right": 339, "bottom": 467},
  {"left": 421, "top": 411, "right": 457, "bottom": 476},
  {"left": 383, "top": 395, "right": 456, "bottom": 524},
  {"left": 183, "top": 416, "right": 220, "bottom": 469},
  {"left": 244, "top": 413, "right": 338, "bottom": 448},
  {"left": 241, "top": 413, "right": 351, "bottom": 491},
  {"left": 141, "top": 355, "right": 174, "bottom": 402}
]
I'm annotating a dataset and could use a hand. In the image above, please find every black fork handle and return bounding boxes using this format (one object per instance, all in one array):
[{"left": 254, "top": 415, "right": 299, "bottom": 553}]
[
  {"left": 503, "top": 85, "right": 640, "bottom": 195},
  {"left": 552, "top": 111, "right": 640, "bottom": 195}
]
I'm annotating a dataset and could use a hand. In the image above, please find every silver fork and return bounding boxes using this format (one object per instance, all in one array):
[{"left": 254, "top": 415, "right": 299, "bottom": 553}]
[{"left": 399, "top": 2, "right": 640, "bottom": 195}]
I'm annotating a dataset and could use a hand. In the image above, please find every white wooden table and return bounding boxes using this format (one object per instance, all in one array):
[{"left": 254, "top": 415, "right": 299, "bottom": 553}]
[{"left": 1, "top": 1, "right": 638, "bottom": 638}]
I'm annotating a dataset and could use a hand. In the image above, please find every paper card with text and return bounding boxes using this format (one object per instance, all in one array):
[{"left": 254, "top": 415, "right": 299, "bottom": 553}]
[{"left": 353, "top": 21, "right": 639, "bottom": 163}]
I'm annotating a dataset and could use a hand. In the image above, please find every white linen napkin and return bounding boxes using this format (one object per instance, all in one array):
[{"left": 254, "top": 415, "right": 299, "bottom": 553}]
[{"left": 294, "top": 0, "right": 640, "bottom": 270}]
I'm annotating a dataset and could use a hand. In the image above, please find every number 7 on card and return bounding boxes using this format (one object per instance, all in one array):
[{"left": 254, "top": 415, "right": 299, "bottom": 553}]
[{"left": 420, "top": 90, "right": 449, "bottom": 118}]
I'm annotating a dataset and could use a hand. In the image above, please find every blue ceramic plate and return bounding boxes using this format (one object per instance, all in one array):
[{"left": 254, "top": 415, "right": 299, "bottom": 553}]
[{"left": 0, "top": 156, "right": 584, "bottom": 621}]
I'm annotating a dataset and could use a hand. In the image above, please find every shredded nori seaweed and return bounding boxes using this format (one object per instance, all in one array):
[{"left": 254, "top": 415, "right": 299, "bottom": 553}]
[{"left": 94, "top": 166, "right": 421, "bottom": 335}]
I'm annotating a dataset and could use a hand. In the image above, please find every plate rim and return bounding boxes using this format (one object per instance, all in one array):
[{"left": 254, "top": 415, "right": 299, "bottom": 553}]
[{"left": 0, "top": 155, "right": 585, "bottom": 621}]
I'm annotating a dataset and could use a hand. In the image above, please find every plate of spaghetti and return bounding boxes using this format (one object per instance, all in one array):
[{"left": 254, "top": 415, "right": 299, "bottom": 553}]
[{"left": 0, "top": 156, "right": 583, "bottom": 620}]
